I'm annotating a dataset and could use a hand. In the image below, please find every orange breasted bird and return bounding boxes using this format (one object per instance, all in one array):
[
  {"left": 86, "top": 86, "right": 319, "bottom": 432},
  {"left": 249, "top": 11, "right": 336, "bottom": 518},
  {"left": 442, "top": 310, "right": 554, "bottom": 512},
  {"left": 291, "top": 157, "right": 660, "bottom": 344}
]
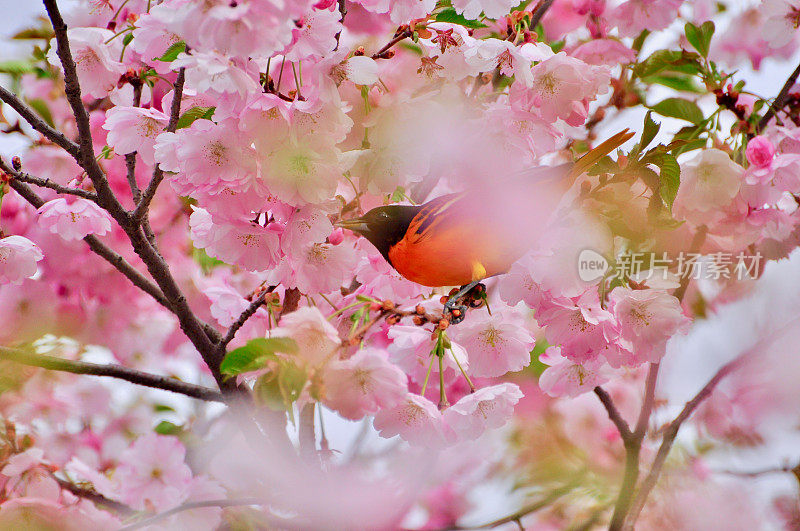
[{"left": 337, "top": 130, "right": 633, "bottom": 319}]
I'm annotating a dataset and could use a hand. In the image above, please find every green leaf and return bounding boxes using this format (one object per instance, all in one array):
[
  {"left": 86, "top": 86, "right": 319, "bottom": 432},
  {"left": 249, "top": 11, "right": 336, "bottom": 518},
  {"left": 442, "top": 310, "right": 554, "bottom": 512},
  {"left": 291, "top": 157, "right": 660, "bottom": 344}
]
[
  {"left": 651, "top": 97, "right": 704, "bottom": 124},
  {"left": 640, "top": 110, "right": 660, "bottom": 152},
  {"left": 154, "top": 420, "right": 182, "bottom": 435},
  {"left": 192, "top": 247, "right": 224, "bottom": 272},
  {"left": 278, "top": 362, "right": 306, "bottom": 406},
  {"left": 12, "top": 27, "right": 53, "bottom": 40},
  {"left": 634, "top": 50, "right": 701, "bottom": 79},
  {"left": 684, "top": 21, "right": 715, "bottom": 58},
  {"left": 122, "top": 32, "right": 134, "bottom": 46},
  {"left": 27, "top": 99, "right": 54, "bottom": 128},
  {"left": 654, "top": 153, "right": 681, "bottom": 208},
  {"left": 155, "top": 41, "right": 186, "bottom": 62},
  {"left": 220, "top": 337, "right": 298, "bottom": 376},
  {"left": 0, "top": 60, "right": 34, "bottom": 75},
  {"left": 153, "top": 404, "right": 176, "bottom": 413},
  {"left": 434, "top": 8, "right": 487, "bottom": 28},
  {"left": 643, "top": 73, "right": 703, "bottom": 93},
  {"left": 175, "top": 106, "right": 215, "bottom": 129}
]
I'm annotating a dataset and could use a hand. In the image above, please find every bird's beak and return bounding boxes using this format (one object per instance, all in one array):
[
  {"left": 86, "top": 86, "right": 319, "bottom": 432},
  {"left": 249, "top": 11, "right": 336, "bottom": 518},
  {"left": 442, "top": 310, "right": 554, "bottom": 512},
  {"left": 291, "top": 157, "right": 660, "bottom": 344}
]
[{"left": 335, "top": 218, "right": 370, "bottom": 234}]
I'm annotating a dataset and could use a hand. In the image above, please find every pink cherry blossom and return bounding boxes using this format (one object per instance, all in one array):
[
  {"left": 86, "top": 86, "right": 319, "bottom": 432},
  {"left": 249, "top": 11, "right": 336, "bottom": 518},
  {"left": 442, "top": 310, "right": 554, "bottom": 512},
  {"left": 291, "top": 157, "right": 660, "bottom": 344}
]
[
  {"left": 271, "top": 306, "right": 341, "bottom": 368},
  {"left": 0, "top": 235, "right": 43, "bottom": 284},
  {"left": 204, "top": 283, "right": 252, "bottom": 327},
  {"left": 115, "top": 433, "right": 193, "bottom": 511},
  {"left": 281, "top": 205, "right": 334, "bottom": 256},
  {"left": 608, "top": 0, "right": 684, "bottom": 38},
  {"left": 761, "top": 0, "right": 800, "bottom": 48},
  {"left": 189, "top": 207, "right": 282, "bottom": 271},
  {"left": 536, "top": 289, "right": 614, "bottom": 364},
  {"left": 388, "top": 323, "right": 470, "bottom": 384},
  {"left": 160, "top": 119, "right": 258, "bottom": 195},
  {"left": 37, "top": 198, "right": 112, "bottom": 241},
  {"left": 373, "top": 393, "right": 448, "bottom": 446},
  {"left": 448, "top": 307, "right": 535, "bottom": 377},
  {"left": 526, "top": 52, "right": 611, "bottom": 125},
  {"left": 47, "top": 28, "right": 125, "bottom": 98},
  {"left": 538, "top": 346, "right": 611, "bottom": 397},
  {"left": 607, "top": 287, "right": 690, "bottom": 364},
  {"left": 103, "top": 106, "right": 168, "bottom": 165},
  {"left": 673, "top": 149, "right": 746, "bottom": 227},
  {"left": 443, "top": 382, "right": 524, "bottom": 441},
  {"left": 285, "top": 7, "right": 343, "bottom": 61},
  {"left": 171, "top": 51, "right": 261, "bottom": 99},
  {"left": 323, "top": 348, "right": 408, "bottom": 420},
  {"left": 267, "top": 240, "right": 357, "bottom": 294},
  {"left": 571, "top": 39, "right": 637, "bottom": 67}
]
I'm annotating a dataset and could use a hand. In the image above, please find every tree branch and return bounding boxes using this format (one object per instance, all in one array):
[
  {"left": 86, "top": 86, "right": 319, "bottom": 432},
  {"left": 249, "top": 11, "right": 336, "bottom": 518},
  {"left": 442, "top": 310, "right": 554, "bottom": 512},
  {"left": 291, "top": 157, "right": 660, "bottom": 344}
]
[
  {"left": 42, "top": 0, "right": 129, "bottom": 224},
  {"left": 758, "top": 59, "right": 800, "bottom": 132},
  {"left": 0, "top": 346, "right": 224, "bottom": 402},
  {"left": 220, "top": 286, "right": 275, "bottom": 348},
  {"left": 118, "top": 498, "right": 268, "bottom": 530},
  {"left": 0, "top": 157, "right": 97, "bottom": 201},
  {"left": 593, "top": 386, "right": 632, "bottom": 441},
  {"left": 133, "top": 68, "right": 184, "bottom": 221},
  {"left": 529, "top": 0, "right": 556, "bottom": 31},
  {"left": 6, "top": 178, "right": 172, "bottom": 309},
  {"left": 623, "top": 356, "right": 746, "bottom": 528},
  {"left": 0, "top": 85, "right": 80, "bottom": 157},
  {"left": 55, "top": 477, "right": 135, "bottom": 515}
]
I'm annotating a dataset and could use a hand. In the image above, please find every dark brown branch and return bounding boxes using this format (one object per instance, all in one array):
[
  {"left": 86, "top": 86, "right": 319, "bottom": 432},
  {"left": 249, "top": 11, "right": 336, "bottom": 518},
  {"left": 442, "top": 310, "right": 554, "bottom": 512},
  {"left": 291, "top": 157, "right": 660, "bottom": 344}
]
[
  {"left": 0, "top": 85, "right": 80, "bottom": 157},
  {"left": 125, "top": 83, "right": 144, "bottom": 202},
  {"left": 42, "top": 0, "right": 130, "bottom": 224},
  {"left": 298, "top": 403, "right": 317, "bottom": 461},
  {"left": 220, "top": 286, "right": 275, "bottom": 348},
  {"left": 118, "top": 498, "right": 268, "bottom": 530},
  {"left": 673, "top": 226, "right": 707, "bottom": 301},
  {"left": 0, "top": 346, "right": 224, "bottom": 402},
  {"left": 594, "top": 386, "right": 632, "bottom": 441},
  {"left": 529, "top": 0, "right": 556, "bottom": 31},
  {"left": 133, "top": 68, "right": 185, "bottom": 221},
  {"left": 758, "top": 59, "right": 800, "bottom": 132},
  {"left": 0, "top": 157, "right": 96, "bottom": 201},
  {"left": 55, "top": 477, "right": 135, "bottom": 515},
  {"left": 372, "top": 29, "right": 412, "bottom": 59}
]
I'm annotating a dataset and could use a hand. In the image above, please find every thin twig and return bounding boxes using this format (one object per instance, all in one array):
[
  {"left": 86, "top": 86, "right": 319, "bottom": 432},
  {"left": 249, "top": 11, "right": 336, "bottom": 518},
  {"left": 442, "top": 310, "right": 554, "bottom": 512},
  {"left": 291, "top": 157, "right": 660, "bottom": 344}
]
[
  {"left": 593, "top": 387, "right": 632, "bottom": 441},
  {"left": 55, "top": 477, "right": 135, "bottom": 515},
  {"left": 133, "top": 68, "right": 184, "bottom": 221},
  {"left": 220, "top": 286, "right": 275, "bottom": 348},
  {"left": 0, "top": 346, "right": 224, "bottom": 402},
  {"left": 758, "top": 59, "right": 800, "bottom": 132},
  {"left": 118, "top": 498, "right": 268, "bottom": 530},
  {"left": 0, "top": 85, "right": 80, "bottom": 157},
  {"left": 623, "top": 356, "right": 746, "bottom": 528},
  {"left": 125, "top": 82, "right": 143, "bottom": 202},
  {"left": 0, "top": 157, "right": 97, "bottom": 201},
  {"left": 372, "top": 29, "right": 412, "bottom": 59},
  {"left": 443, "top": 483, "right": 575, "bottom": 530}
]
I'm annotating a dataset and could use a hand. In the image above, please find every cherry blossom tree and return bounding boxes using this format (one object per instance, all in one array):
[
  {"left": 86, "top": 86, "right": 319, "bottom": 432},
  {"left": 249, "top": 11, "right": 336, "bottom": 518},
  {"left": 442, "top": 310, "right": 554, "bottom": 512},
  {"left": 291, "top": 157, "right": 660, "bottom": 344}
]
[{"left": 0, "top": 0, "right": 800, "bottom": 529}]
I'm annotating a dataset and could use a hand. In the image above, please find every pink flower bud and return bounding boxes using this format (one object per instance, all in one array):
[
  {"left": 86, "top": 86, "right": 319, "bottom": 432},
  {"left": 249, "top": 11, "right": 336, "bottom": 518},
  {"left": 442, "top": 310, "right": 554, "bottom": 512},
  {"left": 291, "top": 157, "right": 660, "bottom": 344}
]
[
  {"left": 746, "top": 136, "right": 775, "bottom": 168},
  {"left": 328, "top": 227, "right": 345, "bottom": 245}
]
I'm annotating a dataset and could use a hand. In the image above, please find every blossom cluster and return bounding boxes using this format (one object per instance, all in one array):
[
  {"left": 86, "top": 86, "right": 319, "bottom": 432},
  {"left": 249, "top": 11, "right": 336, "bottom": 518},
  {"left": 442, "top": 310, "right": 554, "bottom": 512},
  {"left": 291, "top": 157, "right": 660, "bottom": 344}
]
[{"left": 1, "top": 0, "right": 800, "bottom": 528}]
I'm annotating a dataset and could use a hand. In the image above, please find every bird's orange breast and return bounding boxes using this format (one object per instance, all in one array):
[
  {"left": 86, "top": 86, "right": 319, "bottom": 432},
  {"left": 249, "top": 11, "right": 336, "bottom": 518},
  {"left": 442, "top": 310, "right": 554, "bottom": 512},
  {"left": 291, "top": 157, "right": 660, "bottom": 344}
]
[{"left": 386, "top": 192, "right": 532, "bottom": 287}]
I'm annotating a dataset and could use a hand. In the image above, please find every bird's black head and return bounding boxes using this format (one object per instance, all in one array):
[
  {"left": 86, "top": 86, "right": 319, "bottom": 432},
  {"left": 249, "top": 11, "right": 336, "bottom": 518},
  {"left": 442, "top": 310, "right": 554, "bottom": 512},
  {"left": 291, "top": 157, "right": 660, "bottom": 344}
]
[{"left": 336, "top": 205, "right": 421, "bottom": 260}]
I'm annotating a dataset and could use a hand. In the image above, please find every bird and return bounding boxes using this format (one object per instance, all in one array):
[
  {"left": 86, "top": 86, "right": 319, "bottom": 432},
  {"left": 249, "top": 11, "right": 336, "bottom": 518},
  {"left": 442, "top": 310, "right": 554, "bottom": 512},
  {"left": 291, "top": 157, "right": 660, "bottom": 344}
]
[{"left": 337, "top": 130, "right": 634, "bottom": 321}]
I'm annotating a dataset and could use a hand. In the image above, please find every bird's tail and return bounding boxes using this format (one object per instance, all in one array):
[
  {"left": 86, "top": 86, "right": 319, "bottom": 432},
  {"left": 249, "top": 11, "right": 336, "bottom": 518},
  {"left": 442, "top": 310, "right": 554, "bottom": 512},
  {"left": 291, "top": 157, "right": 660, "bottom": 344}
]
[{"left": 568, "top": 129, "right": 634, "bottom": 180}]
